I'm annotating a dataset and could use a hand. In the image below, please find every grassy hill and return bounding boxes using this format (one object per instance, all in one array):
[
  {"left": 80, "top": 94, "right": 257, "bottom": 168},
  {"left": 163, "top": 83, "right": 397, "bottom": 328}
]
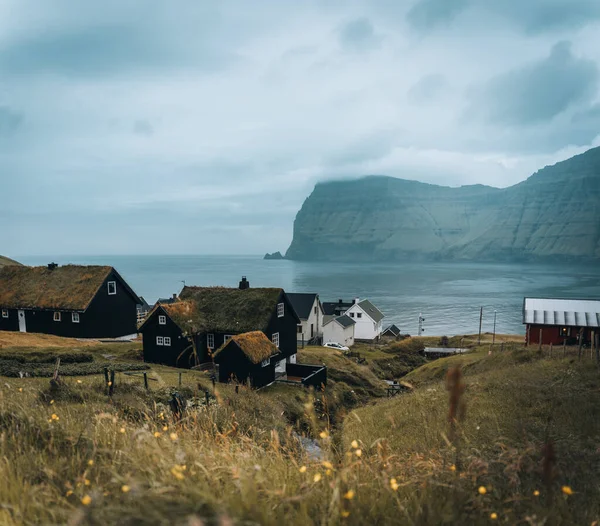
[
  {"left": 0, "top": 333, "right": 598, "bottom": 524},
  {"left": 0, "top": 255, "right": 23, "bottom": 267}
]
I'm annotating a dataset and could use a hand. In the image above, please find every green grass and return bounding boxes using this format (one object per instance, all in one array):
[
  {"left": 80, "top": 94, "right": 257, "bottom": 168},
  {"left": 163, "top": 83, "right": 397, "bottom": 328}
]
[{"left": 0, "top": 337, "right": 597, "bottom": 525}]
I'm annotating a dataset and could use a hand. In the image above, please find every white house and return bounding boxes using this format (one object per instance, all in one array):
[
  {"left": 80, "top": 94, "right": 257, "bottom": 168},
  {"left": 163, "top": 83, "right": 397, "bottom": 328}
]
[
  {"left": 345, "top": 298, "right": 385, "bottom": 341},
  {"left": 322, "top": 315, "right": 355, "bottom": 347},
  {"left": 287, "top": 293, "right": 324, "bottom": 345}
]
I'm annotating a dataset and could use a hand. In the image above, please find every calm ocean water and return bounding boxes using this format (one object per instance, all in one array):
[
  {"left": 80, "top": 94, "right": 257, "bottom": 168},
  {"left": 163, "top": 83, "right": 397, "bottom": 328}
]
[{"left": 16, "top": 255, "right": 600, "bottom": 337}]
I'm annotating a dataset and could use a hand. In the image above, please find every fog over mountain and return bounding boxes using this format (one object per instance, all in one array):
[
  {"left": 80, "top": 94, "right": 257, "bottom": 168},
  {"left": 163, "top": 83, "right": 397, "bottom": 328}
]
[
  {"left": 1, "top": 1, "right": 600, "bottom": 255},
  {"left": 286, "top": 147, "right": 600, "bottom": 262}
]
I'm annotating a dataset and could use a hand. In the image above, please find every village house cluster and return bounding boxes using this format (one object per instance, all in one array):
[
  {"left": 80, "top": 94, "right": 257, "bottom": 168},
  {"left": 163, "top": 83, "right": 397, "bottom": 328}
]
[{"left": 3, "top": 263, "right": 598, "bottom": 389}]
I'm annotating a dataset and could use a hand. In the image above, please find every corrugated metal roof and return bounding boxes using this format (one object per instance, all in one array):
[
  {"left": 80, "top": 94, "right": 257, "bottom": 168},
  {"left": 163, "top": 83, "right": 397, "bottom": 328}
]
[{"left": 523, "top": 298, "right": 600, "bottom": 328}]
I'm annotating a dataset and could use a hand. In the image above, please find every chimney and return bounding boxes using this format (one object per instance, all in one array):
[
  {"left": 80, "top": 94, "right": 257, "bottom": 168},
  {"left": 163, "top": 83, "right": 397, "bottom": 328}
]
[
  {"left": 47, "top": 262, "right": 58, "bottom": 271},
  {"left": 338, "top": 299, "right": 343, "bottom": 304},
  {"left": 354, "top": 297, "right": 360, "bottom": 305},
  {"left": 239, "top": 276, "right": 250, "bottom": 290},
  {"left": 172, "top": 293, "right": 177, "bottom": 300}
]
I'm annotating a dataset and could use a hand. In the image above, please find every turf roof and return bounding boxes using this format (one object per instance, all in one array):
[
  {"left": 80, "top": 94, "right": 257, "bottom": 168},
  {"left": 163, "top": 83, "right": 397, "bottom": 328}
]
[
  {"left": 213, "top": 331, "right": 278, "bottom": 364},
  {"left": 0, "top": 265, "right": 113, "bottom": 311},
  {"left": 164, "top": 286, "right": 284, "bottom": 333}
]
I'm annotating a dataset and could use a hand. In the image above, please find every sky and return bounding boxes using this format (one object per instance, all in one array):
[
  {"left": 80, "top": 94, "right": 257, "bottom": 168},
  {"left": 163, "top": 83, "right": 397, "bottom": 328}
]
[{"left": 2, "top": 0, "right": 600, "bottom": 256}]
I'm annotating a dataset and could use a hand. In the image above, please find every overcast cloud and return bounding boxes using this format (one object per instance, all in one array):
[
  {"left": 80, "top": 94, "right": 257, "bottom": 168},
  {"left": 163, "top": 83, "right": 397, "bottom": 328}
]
[{"left": 1, "top": 0, "right": 600, "bottom": 256}]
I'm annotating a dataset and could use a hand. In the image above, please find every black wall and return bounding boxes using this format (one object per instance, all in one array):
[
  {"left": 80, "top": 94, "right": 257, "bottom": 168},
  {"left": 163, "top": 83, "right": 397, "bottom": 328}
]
[
  {"left": 0, "top": 271, "right": 139, "bottom": 339},
  {"left": 264, "top": 291, "right": 299, "bottom": 359},
  {"left": 216, "top": 343, "right": 276, "bottom": 389},
  {"left": 141, "top": 307, "right": 194, "bottom": 367}
]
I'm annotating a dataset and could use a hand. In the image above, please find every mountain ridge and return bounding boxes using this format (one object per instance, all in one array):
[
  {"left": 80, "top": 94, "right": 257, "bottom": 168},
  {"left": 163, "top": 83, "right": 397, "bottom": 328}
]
[{"left": 285, "top": 146, "right": 600, "bottom": 262}]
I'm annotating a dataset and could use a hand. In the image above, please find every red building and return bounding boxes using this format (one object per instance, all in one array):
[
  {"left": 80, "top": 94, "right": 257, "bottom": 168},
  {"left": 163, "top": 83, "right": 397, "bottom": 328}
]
[{"left": 523, "top": 297, "right": 600, "bottom": 346}]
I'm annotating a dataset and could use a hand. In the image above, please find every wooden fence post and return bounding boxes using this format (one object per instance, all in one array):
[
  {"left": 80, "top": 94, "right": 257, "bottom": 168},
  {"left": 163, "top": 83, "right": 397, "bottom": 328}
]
[
  {"left": 109, "top": 370, "right": 115, "bottom": 396},
  {"left": 578, "top": 328, "right": 584, "bottom": 360},
  {"left": 143, "top": 372, "right": 149, "bottom": 390},
  {"left": 500, "top": 342, "right": 505, "bottom": 352},
  {"left": 104, "top": 367, "right": 109, "bottom": 385},
  {"left": 538, "top": 329, "right": 543, "bottom": 351},
  {"left": 526, "top": 326, "right": 530, "bottom": 347},
  {"left": 591, "top": 331, "right": 595, "bottom": 361},
  {"left": 205, "top": 390, "right": 210, "bottom": 406},
  {"left": 178, "top": 372, "right": 182, "bottom": 387}
]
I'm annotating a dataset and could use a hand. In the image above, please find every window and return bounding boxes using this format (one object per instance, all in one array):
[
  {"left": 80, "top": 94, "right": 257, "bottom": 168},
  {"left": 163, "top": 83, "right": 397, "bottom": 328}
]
[
  {"left": 207, "top": 333, "right": 215, "bottom": 348},
  {"left": 158, "top": 315, "right": 166, "bottom": 325},
  {"left": 72, "top": 312, "right": 80, "bottom": 323},
  {"left": 164, "top": 337, "right": 171, "bottom": 346},
  {"left": 261, "top": 358, "right": 270, "bottom": 368},
  {"left": 349, "top": 312, "right": 355, "bottom": 318},
  {"left": 1, "top": 310, "right": 8, "bottom": 318},
  {"left": 314, "top": 306, "right": 317, "bottom": 314},
  {"left": 277, "top": 302, "right": 284, "bottom": 317},
  {"left": 272, "top": 332, "right": 280, "bottom": 348},
  {"left": 357, "top": 313, "right": 362, "bottom": 319},
  {"left": 53, "top": 312, "right": 61, "bottom": 322},
  {"left": 156, "top": 336, "right": 164, "bottom": 346},
  {"left": 107, "top": 281, "right": 117, "bottom": 295},
  {"left": 224, "top": 335, "right": 233, "bottom": 344},
  {"left": 297, "top": 325, "right": 303, "bottom": 334}
]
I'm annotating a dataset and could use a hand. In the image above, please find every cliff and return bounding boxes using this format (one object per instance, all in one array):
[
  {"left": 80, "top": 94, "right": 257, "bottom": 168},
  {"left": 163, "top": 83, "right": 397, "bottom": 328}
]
[{"left": 285, "top": 147, "right": 600, "bottom": 262}]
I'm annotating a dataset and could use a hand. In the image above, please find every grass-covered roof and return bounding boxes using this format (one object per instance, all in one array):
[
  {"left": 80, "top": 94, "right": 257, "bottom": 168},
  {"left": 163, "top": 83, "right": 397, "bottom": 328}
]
[
  {"left": 0, "top": 265, "right": 113, "bottom": 311},
  {"left": 214, "top": 331, "right": 278, "bottom": 364},
  {"left": 166, "top": 286, "right": 283, "bottom": 333}
]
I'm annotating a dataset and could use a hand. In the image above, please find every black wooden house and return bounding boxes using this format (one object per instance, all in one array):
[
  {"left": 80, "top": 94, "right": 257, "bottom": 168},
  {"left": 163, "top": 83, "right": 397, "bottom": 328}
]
[
  {"left": 0, "top": 264, "right": 141, "bottom": 338},
  {"left": 213, "top": 331, "right": 280, "bottom": 388},
  {"left": 139, "top": 282, "right": 300, "bottom": 370}
]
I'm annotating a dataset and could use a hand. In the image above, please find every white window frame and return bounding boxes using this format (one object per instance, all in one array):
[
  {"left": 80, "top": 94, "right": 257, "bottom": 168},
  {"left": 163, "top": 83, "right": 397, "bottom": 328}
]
[
  {"left": 277, "top": 302, "right": 284, "bottom": 317},
  {"left": 53, "top": 312, "right": 61, "bottom": 322},
  {"left": 272, "top": 332, "right": 280, "bottom": 348},
  {"left": 164, "top": 337, "right": 171, "bottom": 346},
  {"left": 357, "top": 312, "right": 362, "bottom": 319},
  {"left": 261, "top": 358, "right": 270, "bottom": 368},
  {"left": 349, "top": 312, "right": 355, "bottom": 318},
  {"left": 72, "top": 312, "right": 80, "bottom": 323},
  {"left": 207, "top": 333, "right": 215, "bottom": 349},
  {"left": 107, "top": 281, "right": 117, "bottom": 295},
  {"left": 1, "top": 310, "right": 8, "bottom": 319},
  {"left": 156, "top": 336, "right": 164, "bottom": 346},
  {"left": 158, "top": 315, "right": 167, "bottom": 325}
]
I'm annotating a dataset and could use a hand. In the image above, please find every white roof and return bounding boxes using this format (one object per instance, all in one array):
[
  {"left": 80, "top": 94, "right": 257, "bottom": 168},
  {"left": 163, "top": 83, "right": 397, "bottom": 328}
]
[{"left": 523, "top": 298, "right": 600, "bottom": 328}]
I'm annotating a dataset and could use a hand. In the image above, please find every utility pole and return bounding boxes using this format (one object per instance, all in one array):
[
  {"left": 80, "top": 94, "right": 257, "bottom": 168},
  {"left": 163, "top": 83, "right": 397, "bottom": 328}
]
[
  {"left": 418, "top": 313, "right": 425, "bottom": 335},
  {"left": 478, "top": 307, "right": 483, "bottom": 345},
  {"left": 493, "top": 310, "right": 497, "bottom": 345}
]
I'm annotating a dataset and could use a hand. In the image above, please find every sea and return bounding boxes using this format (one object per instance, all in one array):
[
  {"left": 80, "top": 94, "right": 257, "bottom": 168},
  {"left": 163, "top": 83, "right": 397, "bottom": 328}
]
[{"left": 16, "top": 255, "right": 600, "bottom": 337}]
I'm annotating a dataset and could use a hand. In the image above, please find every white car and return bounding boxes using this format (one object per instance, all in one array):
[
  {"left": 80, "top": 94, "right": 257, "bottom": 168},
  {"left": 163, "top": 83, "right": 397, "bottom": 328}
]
[{"left": 323, "top": 342, "right": 349, "bottom": 351}]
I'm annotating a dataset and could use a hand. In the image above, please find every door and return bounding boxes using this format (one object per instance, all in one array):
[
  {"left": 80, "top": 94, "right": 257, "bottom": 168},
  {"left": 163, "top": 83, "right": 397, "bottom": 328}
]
[{"left": 18, "top": 310, "right": 26, "bottom": 332}]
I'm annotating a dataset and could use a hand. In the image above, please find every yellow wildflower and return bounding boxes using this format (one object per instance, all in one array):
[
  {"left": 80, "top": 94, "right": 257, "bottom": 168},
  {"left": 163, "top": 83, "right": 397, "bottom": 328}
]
[
  {"left": 562, "top": 486, "right": 573, "bottom": 495},
  {"left": 322, "top": 461, "right": 333, "bottom": 470},
  {"left": 351, "top": 440, "right": 359, "bottom": 449},
  {"left": 107, "top": 381, "right": 112, "bottom": 386},
  {"left": 343, "top": 490, "right": 355, "bottom": 500},
  {"left": 162, "top": 425, "right": 168, "bottom": 431},
  {"left": 171, "top": 466, "right": 185, "bottom": 480},
  {"left": 65, "top": 490, "right": 73, "bottom": 497},
  {"left": 77, "top": 380, "right": 82, "bottom": 384},
  {"left": 51, "top": 414, "right": 59, "bottom": 421},
  {"left": 87, "top": 459, "right": 94, "bottom": 466},
  {"left": 81, "top": 495, "right": 92, "bottom": 506},
  {"left": 319, "top": 430, "right": 329, "bottom": 439},
  {"left": 490, "top": 512, "right": 498, "bottom": 520},
  {"left": 354, "top": 449, "right": 362, "bottom": 457},
  {"left": 50, "top": 400, "right": 54, "bottom": 405},
  {"left": 341, "top": 511, "right": 350, "bottom": 518},
  {"left": 478, "top": 486, "right": 487, "bottom": 495},
  {"left": 170, "top": 432, "right": 178, "bottom": 441},
  {"left": 154, "top": 431, "right": 161, "bottom": 438},
  {"left": 390, "top": 478, "right": 399, "bottom": 491},
  {"left": 18, "top": 388, "right": 23, "bottom": 392},
  {"left": 450, "top": 465, "right": 456, "bottom": 472},
  {"left": 533, "top": 490, "right": 540, "bottom": 497},
  {"left": 299, "top": 466, "right": 307, "bottom": 473},
  {"left": 159, "top": 412, "right": 164, "bottom": 419},
  {"left": 326, "top": 469, "right": 332, "bottom": 476},
  {"left": 121, "top": 485, "right": 131, "bottom": 493},
  {"left": 313, "top": 473, "right": 322, "bottom": 483},
  {"left": 84, "top": 479, "right": 90, "bottom": 486}
]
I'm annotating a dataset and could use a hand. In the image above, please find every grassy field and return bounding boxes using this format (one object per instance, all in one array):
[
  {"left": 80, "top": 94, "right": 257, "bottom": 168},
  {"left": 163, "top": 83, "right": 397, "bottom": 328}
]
[{"left": 0, "top": 331, "right": 597, "bottom": 525}]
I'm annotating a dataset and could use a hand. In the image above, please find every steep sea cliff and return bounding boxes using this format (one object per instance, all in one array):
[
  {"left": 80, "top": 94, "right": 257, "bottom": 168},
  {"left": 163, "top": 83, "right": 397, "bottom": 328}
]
[{"left": 286, "top": 147, "right": 600, "bottom": 262}]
